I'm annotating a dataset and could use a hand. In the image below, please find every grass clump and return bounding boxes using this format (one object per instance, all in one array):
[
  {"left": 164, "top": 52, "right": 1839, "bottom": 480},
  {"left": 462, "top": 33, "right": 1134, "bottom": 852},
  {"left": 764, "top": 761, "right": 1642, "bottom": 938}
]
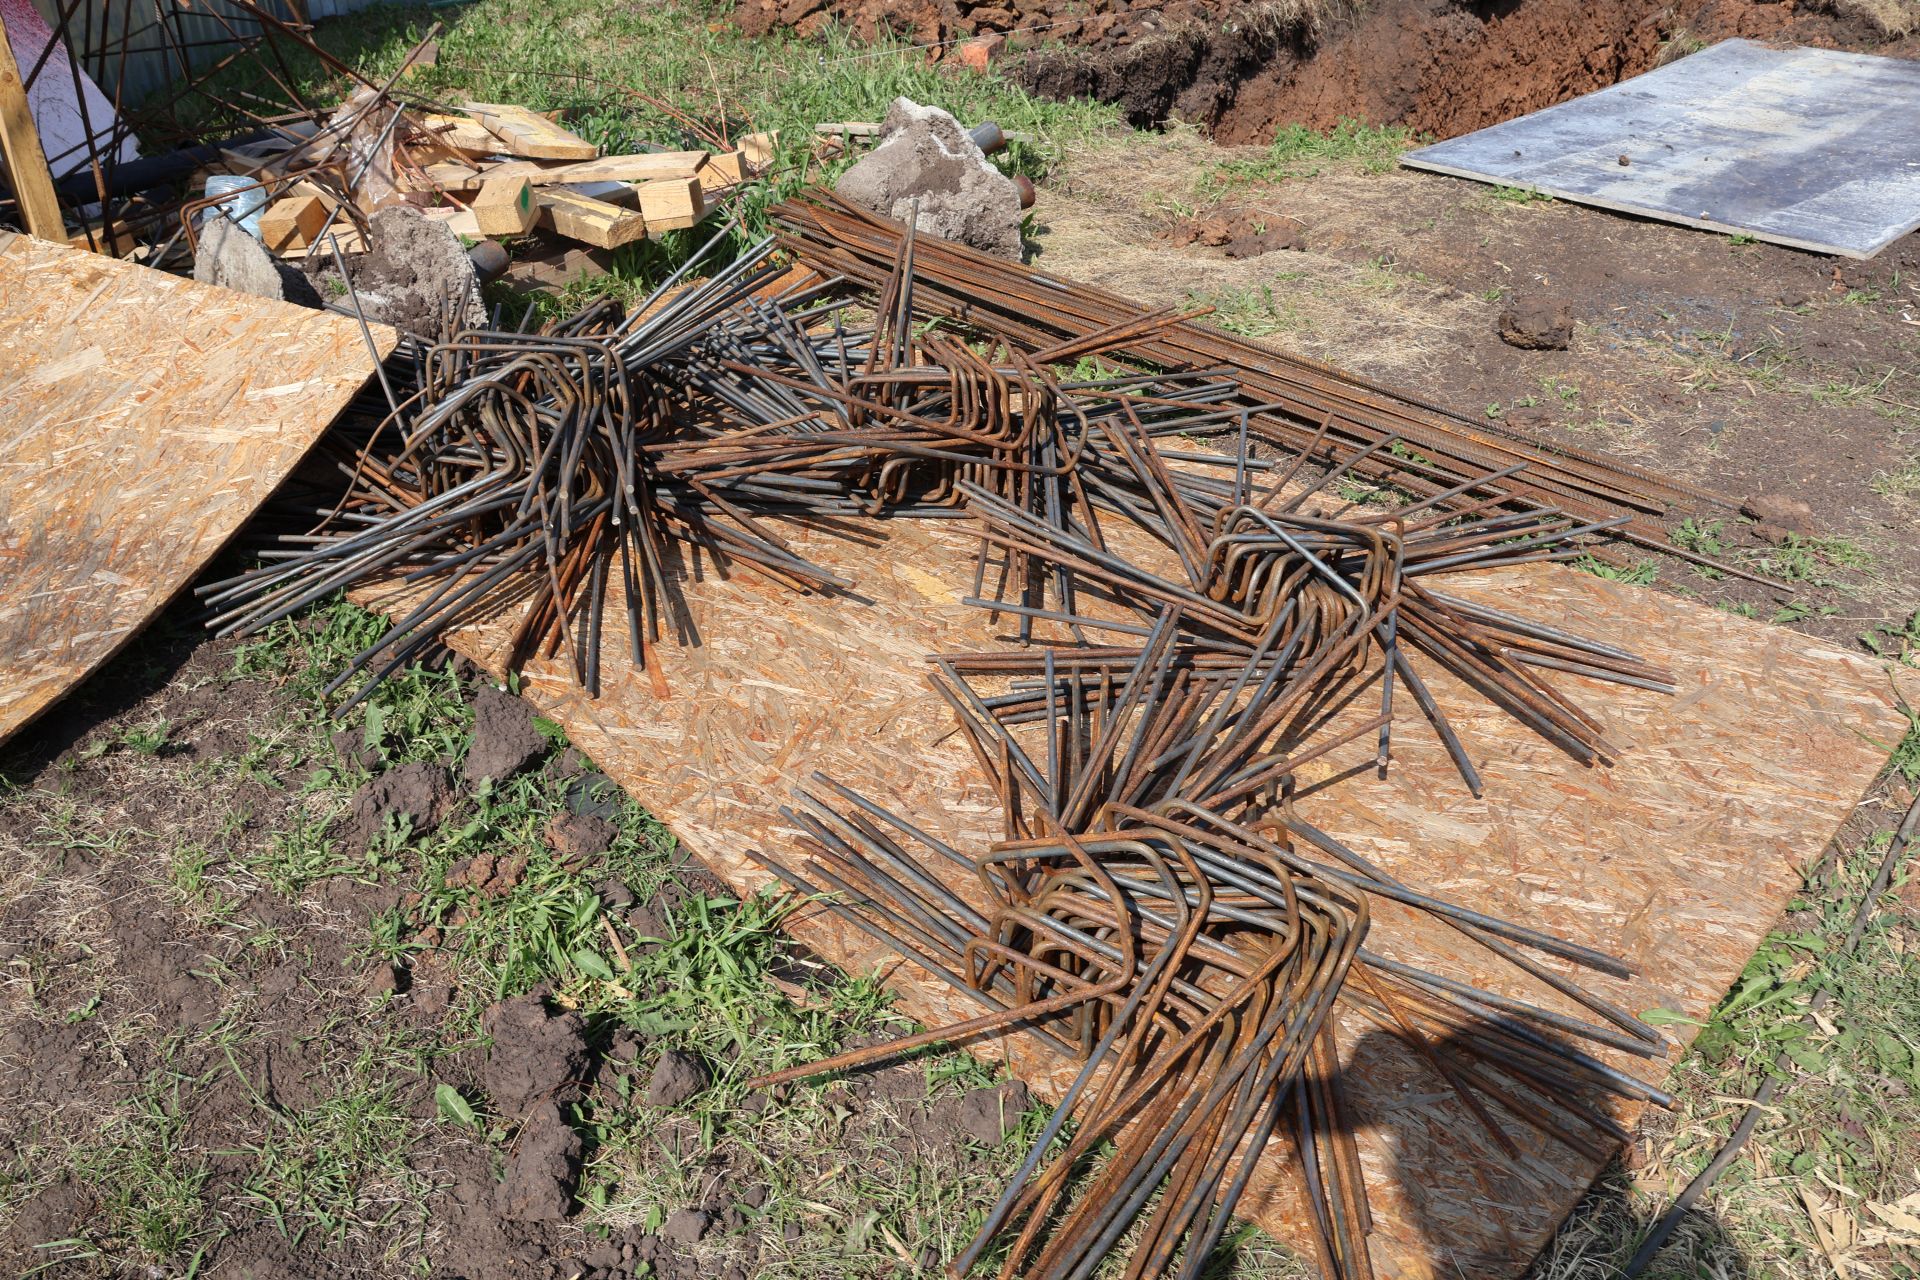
[
  {"left": 1576, "top": 557, "right": 1658, "bottom": 587},
  {"left": 1871, "top": 456, "right": 1920, "bottom": 500},
  {"left": 1752, "top": 533, "right": 1873, "bottom": 587},
  {"left": 1207, "top": 117, "right": 1419, "bottom": 190},
  {"left": 53, "top": 1077, "right": 217, "bottom": 1268},
  {"left": 1862, "top": 610, "right": 1920, "bottom": 669},
  {"left": 1184, "top": 283, "right": 1308, "bottom": 338}
]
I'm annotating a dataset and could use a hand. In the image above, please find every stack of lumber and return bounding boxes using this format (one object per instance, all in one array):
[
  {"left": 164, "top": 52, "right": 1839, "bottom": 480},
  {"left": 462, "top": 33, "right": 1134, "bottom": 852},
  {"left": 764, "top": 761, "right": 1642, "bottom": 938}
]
[{"left": 252, "top": 101, "right": 773, "bottom": 255}]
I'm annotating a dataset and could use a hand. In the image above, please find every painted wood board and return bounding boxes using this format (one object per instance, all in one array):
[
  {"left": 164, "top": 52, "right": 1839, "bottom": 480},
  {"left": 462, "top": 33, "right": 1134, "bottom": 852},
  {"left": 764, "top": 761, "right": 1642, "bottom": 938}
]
[
  {"left": 355, "top": 499, "right": 1917, "bottom": 1276},
  {"left": 0, "top": 232, "right": 397, "bottom": 744},
  {"left": 1400, "top": 39, "right": 1920, "bottom": 259}
]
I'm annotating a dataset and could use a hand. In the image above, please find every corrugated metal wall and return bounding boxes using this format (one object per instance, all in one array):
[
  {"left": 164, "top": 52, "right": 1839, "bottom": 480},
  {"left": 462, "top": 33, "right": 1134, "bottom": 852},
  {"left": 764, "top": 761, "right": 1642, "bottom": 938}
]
[{"left": 25, "top": 0, "right": 388, "bottom": 107}]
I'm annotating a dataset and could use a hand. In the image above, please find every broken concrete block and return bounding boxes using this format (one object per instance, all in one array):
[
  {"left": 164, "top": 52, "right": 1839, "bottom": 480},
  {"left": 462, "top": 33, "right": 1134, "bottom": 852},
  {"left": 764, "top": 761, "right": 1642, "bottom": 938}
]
[
  {"left": 194, "top": 216, "right": 287, "bottom": 302},
  {"left": 834, "top": 97, "right": 1024, "bottom": 260},
  {"left": 313, "top": 206, "right": 489, "bottom": 340}
]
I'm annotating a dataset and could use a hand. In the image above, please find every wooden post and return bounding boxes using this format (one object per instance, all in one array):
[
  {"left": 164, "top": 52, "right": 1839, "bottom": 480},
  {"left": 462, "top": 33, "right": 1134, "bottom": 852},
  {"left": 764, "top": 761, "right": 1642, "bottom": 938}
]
[
  {"left": 259, "top": 195, "right": 329, "bottom": 252},
  {"left": 474, "top": 176, "right": 537, "bottom": 236},
  {"left": 0, "top": 13, "right": 65, "bottom": 242},
  {"left": 535, "top": 187, "right": 647, "bottom": 249}
]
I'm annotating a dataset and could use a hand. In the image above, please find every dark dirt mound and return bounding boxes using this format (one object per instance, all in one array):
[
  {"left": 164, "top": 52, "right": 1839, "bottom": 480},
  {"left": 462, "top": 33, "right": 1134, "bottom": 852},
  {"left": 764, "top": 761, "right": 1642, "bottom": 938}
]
[
  {"left": 466, "top": 681, "right": 548, "bottom": 784},
  {"left": 340, "top": 758, "right": 453, "bottom": 849},
  {"left": 731, "top": 0, "right": 1920, "bottom": 140},
  {"left": 481, "top": 993, "right": 591, "bottom": 1117}
]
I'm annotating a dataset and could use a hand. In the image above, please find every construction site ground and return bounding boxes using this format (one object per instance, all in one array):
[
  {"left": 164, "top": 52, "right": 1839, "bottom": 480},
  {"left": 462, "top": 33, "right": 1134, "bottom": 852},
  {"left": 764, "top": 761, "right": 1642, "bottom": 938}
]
[{"left": 4, "top": 3, "right": 1920, "bottom": 1279}]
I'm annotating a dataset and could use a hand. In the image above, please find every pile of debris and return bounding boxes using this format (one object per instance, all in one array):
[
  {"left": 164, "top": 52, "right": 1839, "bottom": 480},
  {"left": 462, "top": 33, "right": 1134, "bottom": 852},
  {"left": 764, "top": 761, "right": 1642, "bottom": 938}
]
[
  {"left": 188, "top": 182, "right": 1745, "bottom": 1278},
  {"left": 0, "top": 11, "right": 774, "bottom": 338},
  {"left": 181, "top": 71, "right": 773, "bottom": 331},
  {"left": 0, "top": 13, "right": 1804, "bottom": 1274},
  {"left": 198, "top": 93, "right": 769, "bottom": 262}
]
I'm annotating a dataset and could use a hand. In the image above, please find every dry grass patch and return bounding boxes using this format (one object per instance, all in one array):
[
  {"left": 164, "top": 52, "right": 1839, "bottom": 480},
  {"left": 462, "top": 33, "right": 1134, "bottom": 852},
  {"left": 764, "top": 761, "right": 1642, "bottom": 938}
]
[{"left": 1829, "top": 0, "right": 1920, "bottom": 37}]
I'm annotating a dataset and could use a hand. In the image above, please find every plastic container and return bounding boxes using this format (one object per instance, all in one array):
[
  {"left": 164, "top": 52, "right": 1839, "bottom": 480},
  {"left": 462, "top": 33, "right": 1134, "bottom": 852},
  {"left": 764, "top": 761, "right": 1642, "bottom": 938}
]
[{"left": 201, "top": 174, "right": 269, "bottom": 239}]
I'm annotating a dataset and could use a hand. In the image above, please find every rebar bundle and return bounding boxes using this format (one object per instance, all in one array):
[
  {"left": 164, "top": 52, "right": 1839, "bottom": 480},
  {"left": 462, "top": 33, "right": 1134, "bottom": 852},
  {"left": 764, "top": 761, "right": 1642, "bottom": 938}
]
[
  {"left": 773, "top": 190, "right": 1773, "bottom": 585},
  {"left": 197, "top": 194, "right": 1707, "bottom": 1278}
]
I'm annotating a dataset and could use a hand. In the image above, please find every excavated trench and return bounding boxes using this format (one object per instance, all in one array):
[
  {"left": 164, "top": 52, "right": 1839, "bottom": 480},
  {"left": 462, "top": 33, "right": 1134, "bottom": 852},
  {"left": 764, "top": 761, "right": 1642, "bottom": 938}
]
[{"left": 732, "top": 0, "right": 1917, "bottom": 142}]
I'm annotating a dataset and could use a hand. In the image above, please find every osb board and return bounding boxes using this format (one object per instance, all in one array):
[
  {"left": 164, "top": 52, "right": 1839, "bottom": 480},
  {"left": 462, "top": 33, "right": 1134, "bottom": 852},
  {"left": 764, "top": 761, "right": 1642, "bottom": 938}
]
[
  {"left": 0, "top": 231, "right": 398, "bottom": 745},
  {"left": 363, "top": 512, "right": 1917, "bottom": 1278}
]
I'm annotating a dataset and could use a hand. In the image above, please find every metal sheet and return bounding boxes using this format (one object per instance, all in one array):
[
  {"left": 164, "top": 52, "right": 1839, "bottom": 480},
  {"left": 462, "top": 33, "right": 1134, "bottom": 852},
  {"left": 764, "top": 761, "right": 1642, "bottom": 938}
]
[{"left": 1400, "top": 39, "right": 1920, "bottom": 259}]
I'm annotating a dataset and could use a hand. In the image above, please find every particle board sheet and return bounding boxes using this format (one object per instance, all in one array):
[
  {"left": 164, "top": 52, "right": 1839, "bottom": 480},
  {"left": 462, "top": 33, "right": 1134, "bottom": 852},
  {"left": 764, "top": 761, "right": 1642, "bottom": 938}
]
[
  {"left": 1399, "top": 38, "right": 1920, "bottom": 258},
  {"left": 0, "top": 232, "right": 397, "bottom": 745},
  {"left": 370, "top": 515, "right": 1917, "bottom": 1279}
]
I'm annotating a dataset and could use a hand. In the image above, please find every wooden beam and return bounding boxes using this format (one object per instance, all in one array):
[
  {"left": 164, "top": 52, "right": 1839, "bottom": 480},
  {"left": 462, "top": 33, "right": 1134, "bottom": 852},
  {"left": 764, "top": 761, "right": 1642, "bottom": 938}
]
[
  {"left": 258, "top": 195, "right": 328, "bottom": 253},
  {"left": 740, "top": 131, "right": 779, "bottom": 174},
  {"left": 418, "top": 113, "right": 506, "bottom": 158},
  {"left": 414, "top": 151, "right": 709, "bottom": 192},
  {"left": 461, "top": 103, "right": 597, "bottom": 160},
  {"left": 705, "top": 149, "right": 748, "bottom": 185},
  {"left": 0, "top": 14, "right": 64, "bottom": 242},
  {"left": 473, "top": 176, "right": 537, "bottom": 236},
  {"left": 635, "top": 176, "right": 705, "bottom": 232},
  {"left": 536, "top": 187, "right": 647, "bottom": 249}
]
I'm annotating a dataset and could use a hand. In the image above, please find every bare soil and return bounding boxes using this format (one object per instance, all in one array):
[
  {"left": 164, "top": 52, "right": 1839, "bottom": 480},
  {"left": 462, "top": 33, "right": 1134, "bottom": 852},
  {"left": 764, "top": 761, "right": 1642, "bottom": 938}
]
[
  {"left": 732, "top": 0, "right": 1920, "bottom": 141},
  {"left": 0, "top": 616, "right": 1010, "bottom": 1280},
  {"left": 1031, "top": 129, "right": 1920, "bottom": 646}
]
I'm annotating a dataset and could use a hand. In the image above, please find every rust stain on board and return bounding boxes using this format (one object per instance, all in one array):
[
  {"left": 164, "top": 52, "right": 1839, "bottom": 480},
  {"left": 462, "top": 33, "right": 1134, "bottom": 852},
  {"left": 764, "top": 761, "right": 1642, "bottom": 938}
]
[
  {"left": 361, "top": 485, "right": 1915, "bottom": 1278},
  {"left": 0, "top": 233, "right": 397, "bottom": 746}
]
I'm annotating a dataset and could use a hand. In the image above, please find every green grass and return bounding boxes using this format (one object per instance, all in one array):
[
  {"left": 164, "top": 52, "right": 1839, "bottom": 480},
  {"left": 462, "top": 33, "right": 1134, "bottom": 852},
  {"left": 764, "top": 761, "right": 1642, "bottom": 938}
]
[
  {"left": 1862, "top": 610, "right": 1920, "bottom": 669},
  {"left": 233, "top": 1040, "right": 433, "bottom": 1247},
  {"left": 1575, "top": 556, "right": 1658, "bottom": 587},
  {"left": 1489, "top": 184, "right": 1552, "bottom": 205},
  {"left": 1752, "top": 533, "right": 1873, "bottom": 587},
  {"left": 1872, "top": 457, "right": 1920, "bottom": 500},
  {"left": 117, "top": 718, "right": 172, "bottom": 756},
  {"left": 1641, "top": 791, "right": 1920, "bottom": 1272},
  {"left": 1670, "top": 517, "right": 1729, "bottom": 579},
  {"left": 1184, "top": 284, "right": 1307, "bottom": 338},
  {"left": 1670, "top": 517, "right": 1727, "bottom": 558},
  {"left": 43, "top": 1074, "right": 218, "bottom": 1271},
  {"left": 1206, "top": 117, "right": 1419, "bottom": 190}
]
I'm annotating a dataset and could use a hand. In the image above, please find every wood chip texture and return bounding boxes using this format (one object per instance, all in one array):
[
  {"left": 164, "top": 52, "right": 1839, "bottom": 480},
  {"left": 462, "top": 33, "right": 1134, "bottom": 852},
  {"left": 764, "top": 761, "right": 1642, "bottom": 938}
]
[
  {"left": 0, "top": 232, "right": 396, "bottom": 743},
  {"left": 354, "top": 503, "right": 1919, "bottom": 1278}
]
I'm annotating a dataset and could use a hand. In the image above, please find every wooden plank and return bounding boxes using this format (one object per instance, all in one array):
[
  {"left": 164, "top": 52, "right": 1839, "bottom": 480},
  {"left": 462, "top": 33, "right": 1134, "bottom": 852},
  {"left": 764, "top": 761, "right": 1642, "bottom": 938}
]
[
  {"left": 416, "top": 151, "right": 710, "bottom": 192},
  {"left": 0, "top": 231, "right": 398, "bottom": 744},
  {"left": 418, "top": 112, "right": 505, "bottom": 157},
  {"left": 0, "top": 13, "right": 64, "bottom": 241},
  {"left": 704, "top": 149, "right": 747, "bottom": 185},
  {"left": 697, "top": 153, "right": 749, "bottom": 196},
  {"left": 634, "top": 176, "right": 704, "bottom": 232},
  {"left": 739, "top": 131, "right": 778, "bottom": 173},
  {"left": 258, "top": 194, "right": 328, "bottom": 253},
  {"left": 536, "top": 186, "right": 645, "bottom": 249},
  {"left": 428, "top": 204, "right": 481, "bottom": 240},
  {"left": 473, "top": 177, "right": 537, "bottom": 236},
  {"left": 274, "top": 221, "right": 364, "bottom": 260},
  {"left": 460, "top": 103, "right": 598, "bottom": 160},
  {"left": 65, "top": 213, "right": 147, "bottom": 255},
  {"left": 354, "top": 498, "right": 1919, "bottom": 1279}
]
